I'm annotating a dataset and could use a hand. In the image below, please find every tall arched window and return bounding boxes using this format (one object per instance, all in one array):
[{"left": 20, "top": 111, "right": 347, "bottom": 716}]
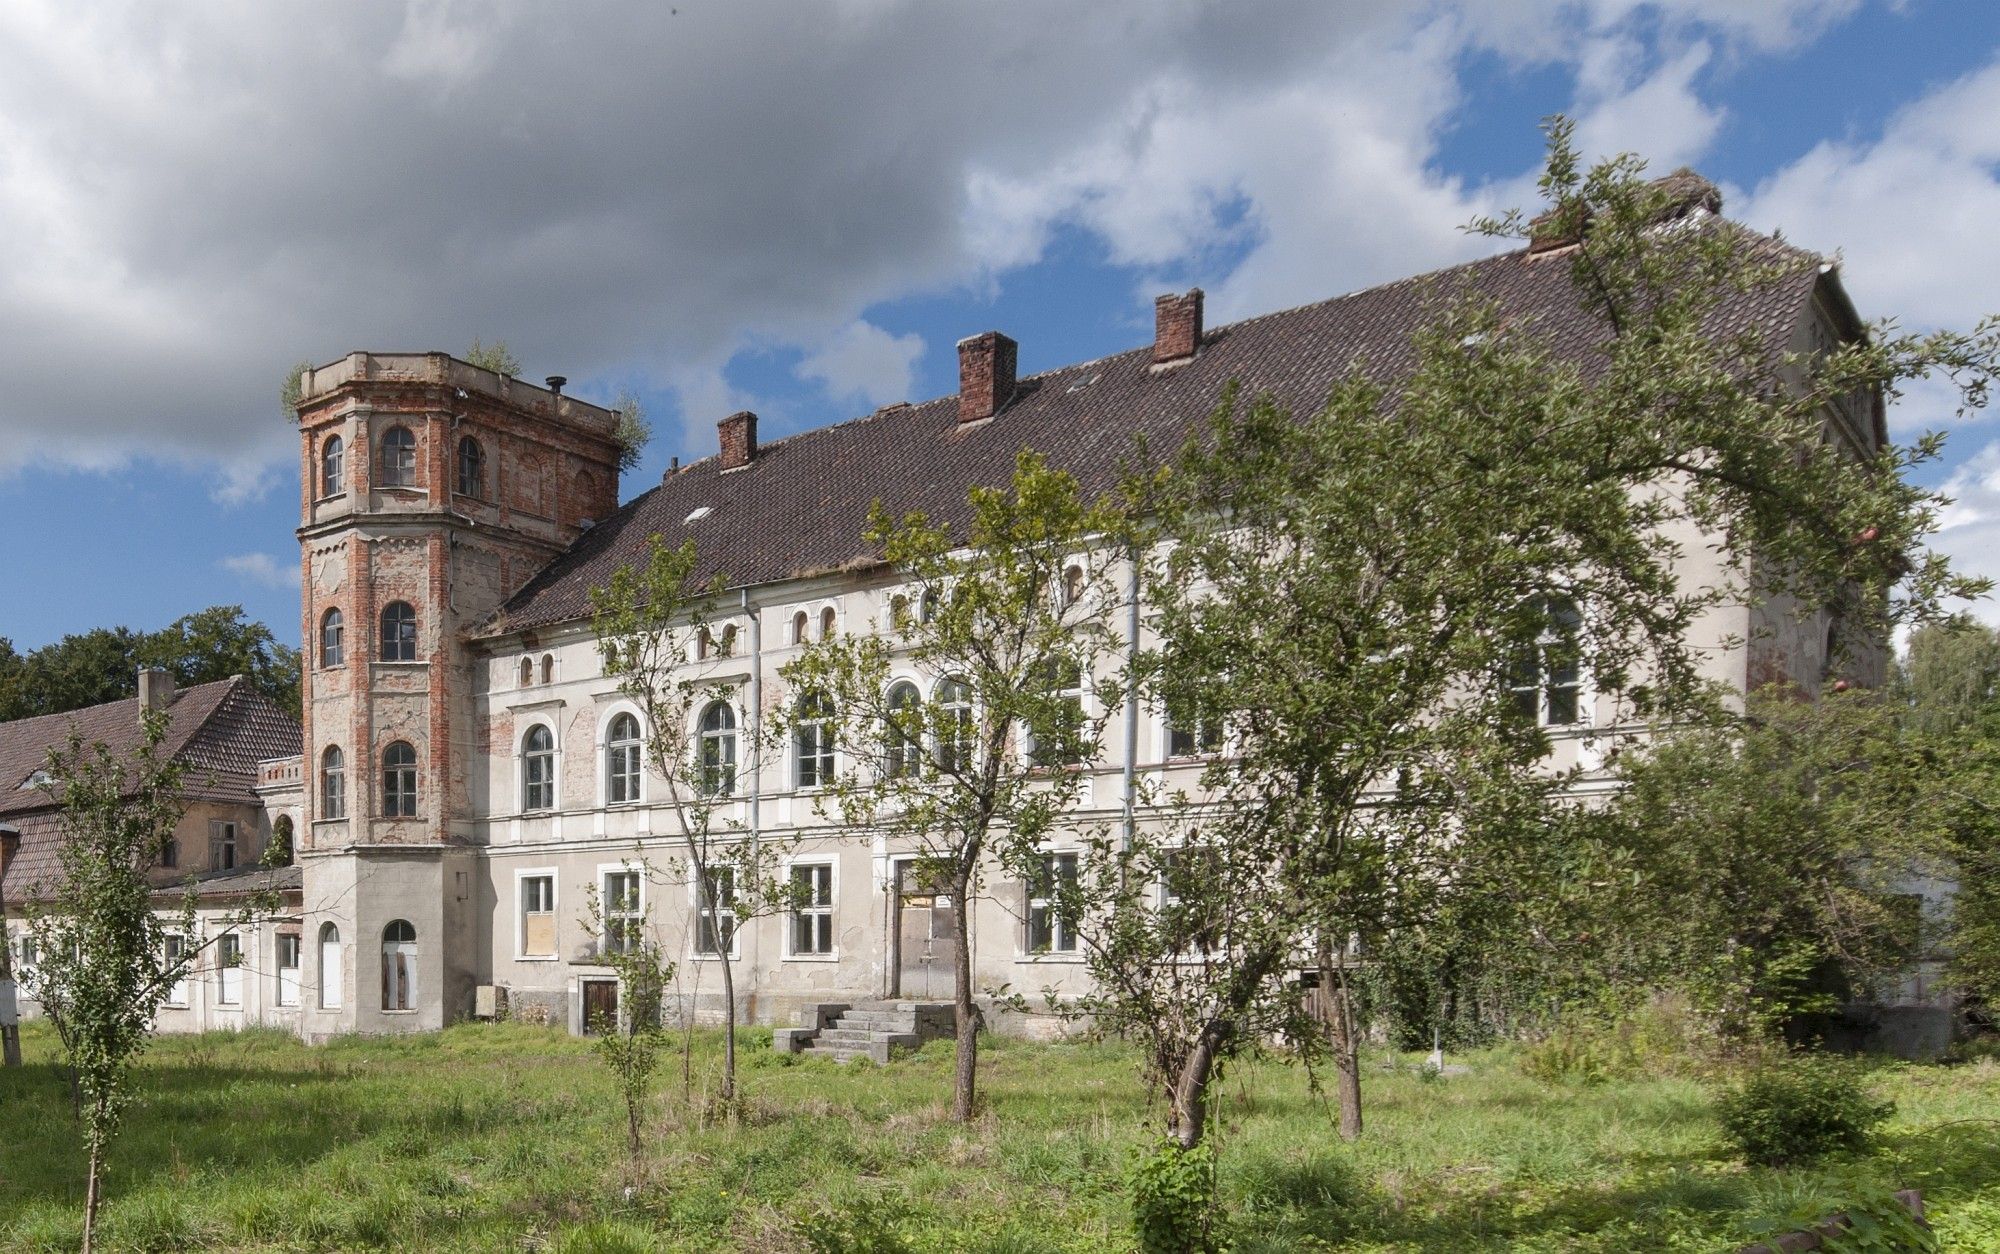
[
  {"left": 606, "top": 713, "right": 642, "bottom": 804},
  {"left": 381, "top": 741, "right": 418, "bottom": 817},
  {"left": 794, "top": 692, "right": 833, "bottom": 789},
  {"left": 377, "top": 425, "right": 417, "bottom": 487},
  {"left": 919, "top": 588, "right": 940, "bottom": 624},
  {"left": 318, "top": 922, "right": 343, "bottom": 1010},
  {"left": 518, "top": 658, "right": 534, "bottom": 687},
  {"left": 320, "top": 608, "right": 344, "bottom": 668},
  {"left": 885, "top": 682, "right": 921, "bottom": 779},
  {"left": 937, "top": 677, "right": 974, "bottom": 774},
  {"left": 522, "top": 725, "right": 556, "bottom": 811},
  {"left": 1062, "top": 564, "right": 1086, "bottom": 608},
  {"left": 699, "top": 702, "right": 737, "bottom": 797},
  {"left": 381, "top": 920, "right": 416, "bottom": 1011},
  {"left": 791, "top": 611, "right": 809, "bottom": 645},
  {"left": 1506, "top": 596, "right": 1583, "bottom": 727},
  {"left": 321, "top": 435, "right": 345, "bottom": 497},
  {"left": 456, "top": 436, "right": 485, "bottom": 498},
  {"left": 379, "top": 601, "right": 417, "bottom": 662},
  {"left": 540, "top": 654, "right": 555, "bottom": 685},
  {"left": 819, "top": 607, "right": 837, "bottom": 640},
  {"left": 320, "top": 746, "right": 346, "bottom": 820}
]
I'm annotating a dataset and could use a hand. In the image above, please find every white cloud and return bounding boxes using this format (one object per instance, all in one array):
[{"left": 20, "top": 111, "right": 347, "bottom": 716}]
[
  {"left": 220, "top": 552, "right": 295, "bottom": 590},
  {"left": 1930, "top": 437, "right": 2000, "bottom": 624},
  {"left": 795, "top": 321, "right": 925, "bottom": 409}
]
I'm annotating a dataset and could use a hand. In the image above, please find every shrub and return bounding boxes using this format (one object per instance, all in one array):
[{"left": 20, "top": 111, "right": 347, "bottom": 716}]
[
  {"left": 1130, "top": 1139, "right": 1224, "bottom": 1254},
  {"left": 1714, "top": 1057, "right": 1892, "bottom": 1166}
]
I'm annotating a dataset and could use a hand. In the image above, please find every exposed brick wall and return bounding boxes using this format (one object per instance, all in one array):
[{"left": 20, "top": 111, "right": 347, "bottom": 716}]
[
  {"left": 957, "top": 331, "right": 1017, "bottom": 424},
  {"left": 1154, "top": 289, "right": 1204, "bottom": 364},
  {"left": 719, "top": 411, "right": 757, "bottom": 470}
]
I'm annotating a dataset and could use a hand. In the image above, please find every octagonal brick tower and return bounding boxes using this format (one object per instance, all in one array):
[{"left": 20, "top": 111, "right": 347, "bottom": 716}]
[{"left": 290, "top": 352, "right": 621, "bottom": 1034}]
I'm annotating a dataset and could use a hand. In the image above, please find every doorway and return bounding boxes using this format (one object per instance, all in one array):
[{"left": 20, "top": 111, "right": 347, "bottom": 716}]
[
  {"left": 581, "top": 978, "right": 619, "bottom": 1035},
  {"left": 894, "top": 860, "right": 955, "bottom": 1001}
]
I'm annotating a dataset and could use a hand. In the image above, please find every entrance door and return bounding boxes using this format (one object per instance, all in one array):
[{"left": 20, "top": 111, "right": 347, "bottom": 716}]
[
  {"left": 895, "top": 862, "right": 955, "bottom": 1000},
  {"left": 581, "top": 978, "right": 619, "bottom": 1035}
]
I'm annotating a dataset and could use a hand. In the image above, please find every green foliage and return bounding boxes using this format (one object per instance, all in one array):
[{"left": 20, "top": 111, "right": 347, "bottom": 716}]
[
  {"left": 0, "top": 605, "right": 300, "bottom": 721},
  {"left": 1715, "top": 1057, "right": 1893, "bottom": 1166},
  {"left": 1745, "top": 1172, "right": 1937, "bottom": 1254},
  {"left": 798, "top": 1195, "right": 916, "bottom": 1254},
  {"left": 1129, "top": 1139, "right": 1224, "bottom": 1254},
  {"left": 464, "top": 338, "right": 522, "bottom": 376},
  {"left": 278, "top": 358, "right": 313, "bottom": 420},
  {"left": 611, "top": 390, "right": 652, "bottom": 473}
]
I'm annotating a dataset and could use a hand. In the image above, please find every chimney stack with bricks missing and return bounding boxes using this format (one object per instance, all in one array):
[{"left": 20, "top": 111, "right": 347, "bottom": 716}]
[
  {"left": 1154, "top": 289, "right": 1203, "bottom": 365},
  {"left": 718, "top": 411, "right": 757, "bottom": 470},
  {"left": 957, "top": 331, "right": 1017, "bottom": 424}
]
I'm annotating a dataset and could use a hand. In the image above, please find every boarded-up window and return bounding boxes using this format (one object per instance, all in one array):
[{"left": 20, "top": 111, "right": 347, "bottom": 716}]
[{"left": 522, "top": 875, "right": 556, "bottom": 957}]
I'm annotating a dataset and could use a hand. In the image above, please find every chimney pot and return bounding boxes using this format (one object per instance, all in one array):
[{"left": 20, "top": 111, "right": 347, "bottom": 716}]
[
  {"left": 545, "top": 375, "right": 566, "bottom": 398},
  {"left": 1154, "top": 288, "right": 1204, "bottom": 364},
  {"left": 718, "top": 411, "right": 758, "bottom": 470},
  {"left": 956, "top": 331, "right": 1018, "bottom": 424},
  {"left": 137, "top": 668, "right": 175, "bottom": 719}
]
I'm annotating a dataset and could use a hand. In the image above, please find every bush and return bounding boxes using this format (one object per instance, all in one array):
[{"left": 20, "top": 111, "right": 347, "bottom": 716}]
[
  {"left": 1714, "top": 1056, "right": 1892, "bottom": 1166},
  {"left": 1130, "top": 1139, "right": 1223, "bottom": 1254}
]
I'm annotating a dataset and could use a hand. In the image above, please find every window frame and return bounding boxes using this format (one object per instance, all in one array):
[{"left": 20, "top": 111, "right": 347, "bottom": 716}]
[
  {"left": 599, "top": 865, "right": 645, "bottom": 957},
  {"left": 1506, "top": 595, "right": 1585, "bottom": 729},
  {"left": 381, "top": 741, "right": 419, "bottom": 818},
  {"left": 693, "top": 865, "right": 739, "bottom": 960},
  {"left": 697, "top": 700, "right": 737, "bottom": 798},
  {"left": 784, "top": 859, "right": 837, "bottom": 960},
  {"left": 515, "top": 867, "right": 559, "bottom": 961},
  {"left": 317, "top": 922, "right": 343, "bottom": 1010},
  {"left": 210, "top": 820, "right": 239, "bottom": 871},
  {"left": 604, "top": 710, "right": 644, "bottom": 806},
  {"left": 1028, "top": 655, "right": 1088, "bottom": 768},
  {"left": 320, "top": 607, "right": 344, "bottom": 668},
  {"left": 1026, "top": 851, "right": 1081, "bottom": 956},
  {"left": 935, "top": 676, "right": 974, "bottom": 775},
  {"left": 521, "top": 723, "right": 557, "bottom": 813},
  {"left": 378, "top": 601, "right": 419, "bottom": 663},
  {"left": 884, "top": 680, "right": 922, "bottom": 780},
  {"left": 455, "top": 435, "right": 486, "bottom": 499},
  {"left": 320, "top": 745, "right": 346, "bottom": 820},
  {"left": 793, "top": 692, "right": 834, "bottom": 790},
  {"left": 276, "top": 932, "right": 302, "bottom": 1007},
  {"left": 381, "top": 919, "right": 417, "bottom": 1012},
  {"left": 377, "top": 424, "right": 418, "bottom": 488},
  {"left": 215, "top": 931, "right": 243, "bottom": 1006},
  {"left": 163, "top": 933, "right": 189, "bottom": 1007},
  {"left": 320, "top": 433, "right": 346, "bottom": 498}
]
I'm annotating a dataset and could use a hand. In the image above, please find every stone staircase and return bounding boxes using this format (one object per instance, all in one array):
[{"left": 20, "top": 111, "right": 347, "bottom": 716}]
[{"left": 774, "top": 1000, "right": 955, "bottom": 1064}]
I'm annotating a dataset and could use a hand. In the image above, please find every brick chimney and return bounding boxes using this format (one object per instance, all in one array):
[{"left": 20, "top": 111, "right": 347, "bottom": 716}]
[
  {"left": 957, "top": 331, "right": 1017, "bottom": 424},
  {"left": 1154, "top": 289, "right": 1204, "bottom": 365},
  {"left": 137, "top": 668, "right": 175, "bottom": 718},
  {"left": 718, "top": 411, "right": 757, "bottom": 470}
]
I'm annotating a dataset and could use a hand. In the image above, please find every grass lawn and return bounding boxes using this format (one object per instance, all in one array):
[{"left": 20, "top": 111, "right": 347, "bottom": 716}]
[{"left": 1, "top": 1022, "right": 1997, "bottom": 1252}]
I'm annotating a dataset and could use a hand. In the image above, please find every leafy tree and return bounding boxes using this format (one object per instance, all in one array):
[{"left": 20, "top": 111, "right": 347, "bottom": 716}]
[
  {"left": 24, "top": 714, "right": 276, "bottom": 1251},
  {"left": 592, "top": 537, "right": 794, "bottom": 1112},
  {"left": 1078, "top": 121, "right": 1993, "bottom": 1153},
  {"left": 0, "top": 627, "right": 143, "bottom": 723},
  {"left": 782, "top": 449, "right": 1130, "bottom": 1122},
  {"left": 139, "top": 606, "right": 300, "bottom": 715},
  {"left": 465, "top": 338, "right": 523, "bottom": 376},
  {"left": 1899, "top": 617, "right": 2000, "bottom": 735},
  {"left": 0, "top": 607, "right": 299, "bottom": 722},
  {"left": 579, "top": 864, "right": 676, "bottom": 1180},
  {"left": 611, "top": 390, "right": 653, "bottom": 474},
  {"left": 279, "top": 358, "right": 314, "bottom": 419}
]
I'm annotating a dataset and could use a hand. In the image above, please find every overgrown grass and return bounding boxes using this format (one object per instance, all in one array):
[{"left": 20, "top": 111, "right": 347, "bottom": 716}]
[{"left": 1, "top": 1023, "right": 1995, "bottom": 1251}]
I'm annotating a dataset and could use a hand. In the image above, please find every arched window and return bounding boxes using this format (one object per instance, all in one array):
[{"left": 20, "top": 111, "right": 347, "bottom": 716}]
[
  {"left": 718, "top": 625, "right": 737, "bottom": 657},
  {"left": 377, "top": 425, "right": 417, "bottom": 487},
  {"left": 819, "top": 607, "right": 837, "bottom": 640},
  {"left": 381, "top": 741, "right": 418, "bottom": 817},
  {"left": 381, "top": 920, "right": 416, "bottom": 1011},
  {"left": 320, "top": 608, "right": 344, "bottom": 668},
  {"left": 699, "top": 702, "right": 737, "bottom": 797},
  {"left": 1062, "top": 564, "right": 1086, "bottom": 608},
  {"left": 696, "top": 628, "right": 712, "bottom": 661},
  {"left": 792, "top": 611, "right": 809, "bottom": 645},
  {"left": 456, "top": 436, "right": 485, "bottom": 499},
  {"left": 606, "top": 713, "right": 642, "bottom": 804},
  {"left": 321, "top": 435, "right": 345, "bottom": 497},
  {"left": 1506, "top": 596, "right": 1583, "bottom": 727},
  {"left": 1029, "top": 656, "right": 1087, "bottom": 767},
  {"left": 919, "top": 588, "right": 940, "bottom": 624},
  {"left": 318, "top": 922, "right": 343, "bottom": 1010},
  {"left": 885, "top": 681, "right": 922, "bottom": 780},
  {"left": 519, "top": 658, "right": 534, "bottom": 687},
  {"left": 522, "top": 725, "right": 556, "bottom": 811},
  {"left": 540, "top": 654, "right": 555, "bottom": 685},
  {"left": 794, "top": 692, "right": 833, "bottom": 789},
  {"left": 379, "top": 601, "right": 417, "bottom": 662},
  {"left": 890, "top": 594, "right": 910, "bottom": 629},
  {"left": 320, "top": 746, "right": 346, "bottom": 820},
  {"left": 937, "top": 677, "right": 974, "bottom": 774}
]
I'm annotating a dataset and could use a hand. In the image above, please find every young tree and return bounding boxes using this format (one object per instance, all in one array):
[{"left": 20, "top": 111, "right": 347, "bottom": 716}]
[
  {"left": 592, "top": 536, "right": 792, "bottom": 1111},
  {"left": 782, "top": 449, "right": 1130, "bottom": 1122},
  {"left": 464, "top": 338, "right": 523, "bottom": 376},
  {"left": 1079, "top": 122, "right": 1994, "bottom": 1154},
  {"left": 25, "top": 714, "right": 274, "bottom": 1251},
  {"left": 579, "top": 864, "right": 676, "bottom": 1179}
]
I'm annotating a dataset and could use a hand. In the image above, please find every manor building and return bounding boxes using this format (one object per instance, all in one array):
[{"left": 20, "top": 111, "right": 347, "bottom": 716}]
[{"left": 6, "top": 191, "right": 1898, "bottom": 1041}]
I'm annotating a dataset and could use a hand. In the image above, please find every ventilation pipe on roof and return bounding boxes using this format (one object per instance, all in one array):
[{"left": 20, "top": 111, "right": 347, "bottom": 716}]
[
  {"left": 137, "top": 668, "right": 175, "bottom": 720},
  {"left": 719, "top": 411, "right": 757, "bottom": 470},
  {"left": 1153, "top": 288, "right": 1203, "bottom": 366},
  {"left": 957, "top": 331, "right": 1017, "bottom": 424},
  {"left": 545, "top": 375, "right": 566, "bottom": 399}
]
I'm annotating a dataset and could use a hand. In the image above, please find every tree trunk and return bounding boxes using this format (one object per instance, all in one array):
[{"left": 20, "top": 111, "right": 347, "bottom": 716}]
[
  {"left": 82, "top": 1126, "right": 103, "bottom": 1254},
  {"left": 1321, "top": 948, "right": 1363, "bottom": 1141},
  {"left": 1167, "top": 1021, "right": 1231, "bottom": 1149},
  {"left": 950, "top": 869, "right": 978, "bottom": 1123},
  {"left": 718, "top": 945, "right": 738, "bottom": 1110}
]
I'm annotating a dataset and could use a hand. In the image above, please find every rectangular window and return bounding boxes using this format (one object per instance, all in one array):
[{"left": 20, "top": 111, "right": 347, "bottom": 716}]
[
  {"left": 216, "top": 933, "right": 242, "bottom": 1005},
  {"left": 276, "top": 934, "right": 301, "bottom": 1007},
  {"left": 210, "top": 821, "right": 238, "bottom": 871},
  {"left": 160, "top": 837, "right": 179, "bottom": 869},
  {"left": 697, "top": 866, "right": 737, "bottom": 958},
  {"left": 603, "top": 870, "right": 642, "bottom": 956},
  {"left": 1165, "top": 695, "right": 1224, "bottom": 759},
  {"left": 163, "top": 934, "right": 188, "bottom": 1006},
  {"left": 521, "top": 874, "right": 557, "bottom": 957},
  {"left": 789, "top": 863, "right": 834, "bottom": 956},
  {"left": 1027, "top": 852, "right": 1079, "bottom": 954}
]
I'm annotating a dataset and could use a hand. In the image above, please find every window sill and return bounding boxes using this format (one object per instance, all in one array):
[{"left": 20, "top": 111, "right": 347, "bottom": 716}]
[
  {"left": 380, "top": 1009, "right": 419, "bottom": 1015},
  {"left": 513, "top": 954, "right": 559, "bottom": 963},
  {"left": 374, "top": 660, "right": 429, "bottom": 668},
  {"left": 782, "top": 952, "right": 840, "bottom": 963},
  {"left": 688, "top": 953, "right": 742, "bottom": 963},
  {"left": 1016, "top": 953, "right": 1084, "bottom": 964}
]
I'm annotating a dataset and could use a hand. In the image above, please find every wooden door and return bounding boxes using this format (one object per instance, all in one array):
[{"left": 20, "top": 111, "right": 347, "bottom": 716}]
[{"left": 581, "top": 978, "right": 619, "bottom": 1035}]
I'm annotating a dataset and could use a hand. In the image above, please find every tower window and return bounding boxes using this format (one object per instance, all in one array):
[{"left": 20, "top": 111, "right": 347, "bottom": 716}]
[
  {"left": 456, "top": 436, "right": 485, "bottom": 499},
  {"left": 320, "top": 746, "right": 346, "bottom": 820},
  {"left": 320, "top": 608, "right": 344, "bottom": 668},
  {"left": 380, "top": 601, "right": 417, "bottom": 662},
  {"left": 378, "top": 425, "right": 417, "bottom": 488},
  {"left": 321, "top": 435, "right": 345, "bottom": 497},
  {"left": 381, "top": 920, "right": 417, "bottom": 1011},
  {"left": 381, "top": 741, "right": 418, "bottom": 817}
]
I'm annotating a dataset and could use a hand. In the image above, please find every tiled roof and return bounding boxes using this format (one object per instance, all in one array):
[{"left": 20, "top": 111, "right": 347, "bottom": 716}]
[
  {"left": 486, "top": 223, "right": 1829, "bottom": 636},
  {"left": 0, "top": 677, "right": 301, "bottom": 895}
]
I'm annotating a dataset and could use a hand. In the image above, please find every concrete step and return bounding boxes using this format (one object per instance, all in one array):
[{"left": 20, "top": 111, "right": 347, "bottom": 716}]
[
  {"left": 815, "top": 1028, "right": 885, "bottom": 1046},
  {"left": 833, "top": 1013, "right": 918, "bottom": 1032}
]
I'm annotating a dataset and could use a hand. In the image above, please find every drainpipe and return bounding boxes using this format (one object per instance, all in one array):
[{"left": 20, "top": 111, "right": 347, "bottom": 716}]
[
  {"left": 1, "top": 823, "right": 21, "bottom": 1068},
  {"left": 1121, "top": 547, "right": 1141, "bottom": 854},
  {"left": 744, "top": 589, "right": 761, "bottom": 855}
]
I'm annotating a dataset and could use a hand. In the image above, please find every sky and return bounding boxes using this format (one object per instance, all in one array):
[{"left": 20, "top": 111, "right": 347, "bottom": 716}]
[{"left": 1, "top": 0, "right": 1998, "bottom": 651}]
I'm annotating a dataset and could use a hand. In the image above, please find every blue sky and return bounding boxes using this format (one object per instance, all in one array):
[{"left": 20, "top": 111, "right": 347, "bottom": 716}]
[{"left": 1, "top": 1, "right": 1997, "bottom": 651}]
